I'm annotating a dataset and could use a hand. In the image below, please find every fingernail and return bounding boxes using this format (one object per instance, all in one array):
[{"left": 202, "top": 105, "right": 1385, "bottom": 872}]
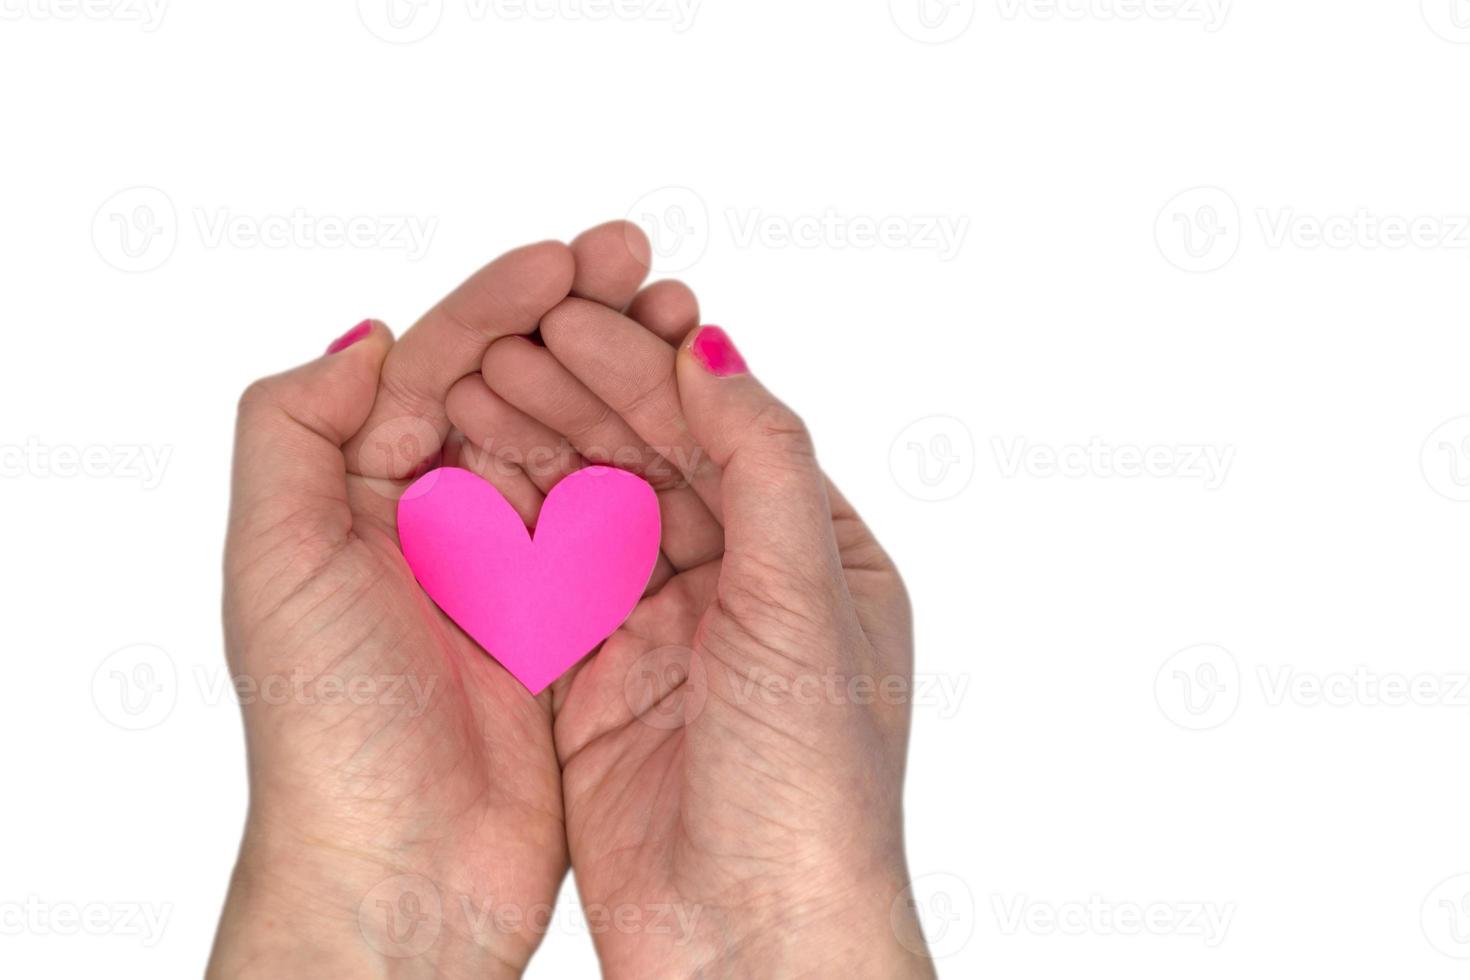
[
  {"left": 326, "top": 320, "right": 372, "bottom": 355},
  {"left": 690, "top": 325, "right": 748, "bottom": 377}
]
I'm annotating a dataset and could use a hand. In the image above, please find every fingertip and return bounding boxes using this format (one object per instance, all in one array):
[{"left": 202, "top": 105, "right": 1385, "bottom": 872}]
[
  {"left": 685, "top": 324, "right": 749, "bottom": 378},
  {"left": 628, "top": 280, "right": 700, "bottom": 345},
  {"left": 570, "top": 220, "right": 652, "bottom": 309},
  {"left": 502, "top": 240, "right": 578, "bottom": 317},
  {"left": 325, "top": 318, "right": 393, "bottom": 357}
]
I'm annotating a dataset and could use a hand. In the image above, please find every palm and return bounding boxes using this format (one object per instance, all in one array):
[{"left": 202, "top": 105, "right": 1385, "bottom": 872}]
[
  {"left": 225, "top": 458, "right": 566, "bottom": 966},
  {"left": 552, "top": 558, "right": 728, "bottom": 971},
  {"left": 552, "top": 513, "right": 906, "bottom": 973}
]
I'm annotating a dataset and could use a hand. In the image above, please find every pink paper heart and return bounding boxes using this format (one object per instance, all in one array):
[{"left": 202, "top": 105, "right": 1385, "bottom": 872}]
[{"left": 397, "top": 465, "right": 661, "bottom": 694}]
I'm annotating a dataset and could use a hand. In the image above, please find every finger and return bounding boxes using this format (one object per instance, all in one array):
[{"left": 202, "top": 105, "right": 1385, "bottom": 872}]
[
  {"left": 481, "top": 336, "right": 724, "bottom": 570},
  {"left": 675, "top": 325, "right": 847, "bottom": 609},
  {"left": 342, "top": 242, "right": 575, "bottom": 480},
  {"left": 626, "top": 279, "right": 701, "bottom": 346},
  {"left": 569, "top": 220, "right": 652, "bottom": 311},
  {"left": 444, "top": 375, "right": 680, "bottom": 595},
  {"left": 230, "top": 320, "right": 391, "bottom": 554},
  {"left": 539, "top": 298, "right": 722, "bottom": 512},
  {"left": 446, "top": 374, "right": 583, "bottom": 494}
]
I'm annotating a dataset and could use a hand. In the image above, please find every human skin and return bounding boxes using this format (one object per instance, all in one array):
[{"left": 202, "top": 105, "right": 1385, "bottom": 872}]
[{"left": 208, "top": 222, "right": 933, "bottom": 978}]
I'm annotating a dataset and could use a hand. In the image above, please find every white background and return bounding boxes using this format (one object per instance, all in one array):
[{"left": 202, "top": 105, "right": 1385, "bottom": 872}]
[{"left": 3, "top": 0, "right": 1470, "bottom": 976}]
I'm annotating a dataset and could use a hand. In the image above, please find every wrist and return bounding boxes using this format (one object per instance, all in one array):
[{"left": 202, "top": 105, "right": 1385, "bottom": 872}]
[
  {"left": 720, "top": 868, "right": 937, "bottom": 980},
  {"left": 207, "top": 820, "right": 527, "bottom": 980},
  {"left": 594, "top": 861, "right": 936, "bottom": 980}
]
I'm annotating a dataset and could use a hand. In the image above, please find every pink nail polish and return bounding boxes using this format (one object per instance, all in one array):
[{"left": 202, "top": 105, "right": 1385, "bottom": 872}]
[
  {"left": 690, "top": 325, "right": 748, "bottom": 377},
  {"left": 326, "top": 320, "right": 372, "bottom": 355}
]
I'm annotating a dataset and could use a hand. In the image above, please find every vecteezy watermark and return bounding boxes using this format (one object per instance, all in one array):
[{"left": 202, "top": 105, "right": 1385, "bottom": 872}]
[
  {"left": 622, "top": 651, "right": 969, "bottom": 730},
  {"left": 1156, "top": 186, "right": 1241, "bottom": 273},
  {"left": 358, "top": 874, "right": 703, "bottom": 959},
  {"left": 0, "top": 0, "right": 168, "bottom": 30},
  {"left": 1155, "top": 644, "right": 1241, "bottom": 731},
  {"left": 991, "top": 895, "right": 1235, "bottom": 947},
  {"left": 1157, "top": 646, "right": 1470, "bottom": 730},
  {"left": 1421, "top": 416, "right": 1470, "bottom": 502},
  {"left": 93, "top": 186, "right": 437, "bottom": 272},
  {"left": 457, "top": 434, "right": 705, "bottom": 490},
  {"left": 996, "top": 0, "right": 1231, "bottom": 31},
  {"left": 0, "top": 897, "right": 172, "bottom": 947},
  {"left": 1256, "top": 209, "right": 1470, "bottom": 252},
  {"left": 627, "top": 188, "right": 971, "bottom": 275},
  {"left": 729, "top": 667, "right": 971, "bottom": 720},
  {"left": 193, "top": 208, "right": 436, "bottom": 259},
  {"left": 193, "top": 666, "right": 440, "bottom": 717},
  {"left": 1157, "top": 186, "right": 1470, "bottom": 273},
  {"left": 1423, "top": 874, "right": 1470, "bottom": 959},
  {"left": 0, "top": 438, "right": 172, "bottom": 489},
  {"left": 1422, "top": 0, "right": 1470, "bottom": 43},
  {"left": 992, "top": 437, "right": 1235, "bottom": 489},
  {"left": 92, "top": 644, "right": 178, "bottom": 732},
  {"left": 892, "top": 873, "right": 977, "bottom": 959},
  {"left": 1257, "top": 666, "right": 1470, "bottom": 709},
  {"left": 357, "top": 0, "right": 700, "bottom": 43},
  {"left": 93, "top": 645, "right": 442, "bottom": 731},
  {"left": 889, "top": 415, "right": 977, "bottom": 503},
  {"left": 726, "top": 208, "right": 970, "bottom": 261}
]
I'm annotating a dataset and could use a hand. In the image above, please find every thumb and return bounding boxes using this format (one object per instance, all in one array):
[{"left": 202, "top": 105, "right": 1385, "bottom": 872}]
[
  {"left": 229, "top": 320, "right": 392, "bottom": 554},
  {"left": 676, "top": 325, "right": 845, "bottom": 610}
]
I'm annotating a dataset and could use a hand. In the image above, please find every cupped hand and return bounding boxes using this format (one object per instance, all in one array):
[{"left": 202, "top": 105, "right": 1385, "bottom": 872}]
[
  {"left": 453, "top": 224, "right": 934, "bottom": 978},
  {"left": 209, "top": 226, "right": 645, "bottom": 979}
]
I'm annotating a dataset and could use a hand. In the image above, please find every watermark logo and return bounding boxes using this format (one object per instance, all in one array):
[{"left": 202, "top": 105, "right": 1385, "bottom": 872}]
[
  {"left": 357, "top": 0, "right": 444, "bottom": 43},
  {"left": 354, "top": 414, "right": 446, "bottom": 491},
  {"left": 1422, "top": 417, "right": 1470, "bottom": 502},
  {"left": 1422, "top": 0, "right": 1470, "bottom": 43},
  {"left": 92, "top": 644, "right": 178, "bottom": 731},
  {"left": 623, "top": 645, "right": 708, "bottom": 731},
  {"left": 892, "top": 872, "right": 977, "bottom": 958},
  {"left": 890, "top": 415, "right": 976, "bottom": 502},
  {"left": 627, "top": 186, "right": 710, "bottom": 275},
  {"left": 890, "top": 0, "right": 976, "bottom": 43},
  {"left": 359, "top": 875, "right": 443, "bottom": 958},
  {"left": 1156, "top": 186, "right": 1240, "bottom": 273},
  {"left": 1422, "top": 874, "right": 1470, "bottom": 958},
  {"left": 93, "top": 186, "right": 177, "bottom": 273},
  {"left": 1155, "top": 644, "right": 1240, "bottom": 731}
]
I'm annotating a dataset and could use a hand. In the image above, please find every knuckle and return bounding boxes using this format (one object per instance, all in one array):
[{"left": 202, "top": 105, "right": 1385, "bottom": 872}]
[
  {"left": 236, "top": 377, "right": 280, "bottom": 417},
  {"left": 750, "top": 402, "right": 814, "bottom": 459}
]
